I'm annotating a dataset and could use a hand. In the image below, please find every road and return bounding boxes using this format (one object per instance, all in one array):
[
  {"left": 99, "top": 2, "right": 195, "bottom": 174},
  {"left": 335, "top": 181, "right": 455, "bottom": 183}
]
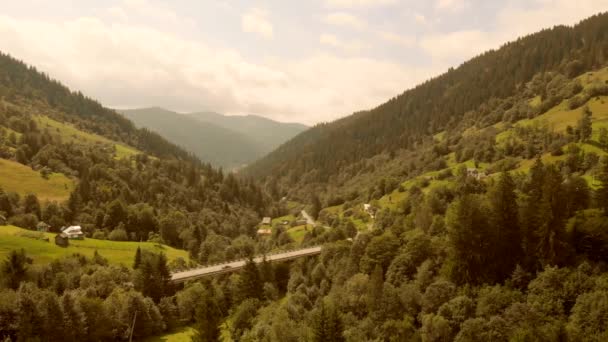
[
  {"left": 301, "top": 210, "right": 315, "bottom": 225},
  {"left": 170, "top": 246, "right": 322, "bottom": 283}
]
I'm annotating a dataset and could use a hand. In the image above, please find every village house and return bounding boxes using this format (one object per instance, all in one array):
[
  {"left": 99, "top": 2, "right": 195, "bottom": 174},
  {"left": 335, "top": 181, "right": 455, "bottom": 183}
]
[
  {"left": 261, "top": 217, "right": 271, "bottom": 225},
  {"left": 61, "top": 225, "right": 84, "bottom": 239},
  {"left": 256, "top": 228, "right": 272, "bottom": 236},
  {"left": 466, "top": 168, "right": 487, "bottom": 180},
  {"left": 36, "top": 221, "right": 51, "bottom": 232}
]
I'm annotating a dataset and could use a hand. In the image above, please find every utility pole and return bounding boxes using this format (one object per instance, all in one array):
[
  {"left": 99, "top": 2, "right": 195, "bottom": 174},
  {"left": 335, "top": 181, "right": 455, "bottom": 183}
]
[{"left": 128, "top": 310, "right": 138, "bottom": 342}]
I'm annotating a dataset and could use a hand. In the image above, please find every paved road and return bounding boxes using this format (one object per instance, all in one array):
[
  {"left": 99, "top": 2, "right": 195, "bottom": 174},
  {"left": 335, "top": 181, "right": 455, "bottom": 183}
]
[
  {"left": 171, "top": 246, "right": 322, "bottom": 283},
  {"left": 301, "top": 210, "right": 315, "bottom": 225}
]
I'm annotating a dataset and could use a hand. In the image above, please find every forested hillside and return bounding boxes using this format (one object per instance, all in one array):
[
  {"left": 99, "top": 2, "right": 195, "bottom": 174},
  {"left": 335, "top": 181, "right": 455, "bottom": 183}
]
[
  {"left": 246, "top": 12, "right": 608, "bottom": 202},
  {"left": 121, "top": 107, "right": 308, "bottom": 169},
  {"left": 0, "top": 50, "right": 279, "bottom": 263}
]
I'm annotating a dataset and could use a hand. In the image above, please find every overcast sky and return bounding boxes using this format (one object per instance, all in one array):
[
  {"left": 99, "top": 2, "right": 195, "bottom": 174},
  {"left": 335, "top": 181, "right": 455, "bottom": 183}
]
[{"left": 0, "top": 1, "right": 606, "bottom": 125}]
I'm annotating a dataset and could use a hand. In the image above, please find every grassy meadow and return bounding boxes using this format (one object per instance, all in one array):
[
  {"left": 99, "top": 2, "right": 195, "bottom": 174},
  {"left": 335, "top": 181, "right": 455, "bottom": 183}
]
[
  {"left": 0, "top": 225, "right": 190, "bottom": 266},
  {"left": 0, "top": 158, "right": 74, "bottom": 201}
]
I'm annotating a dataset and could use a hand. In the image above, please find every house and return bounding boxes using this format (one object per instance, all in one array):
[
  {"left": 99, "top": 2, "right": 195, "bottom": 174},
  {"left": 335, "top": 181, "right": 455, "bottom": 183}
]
[
  {"left": 55, "top": 233, "right": 69, "bottom": 247},
  {"left": 363, "top": 203, "right": 376, "bottom": 219},
  {"left": 61, "top": 225, "right": 84, "bottom": 239},
  {"left": 261, "top": 217, "right": 271, "bottom": 225},
  {"left": 256, "top": 228, "right": 272, "bottom": 236},
  {"left": 36, "top": 221, "right": 51, "bottom": 232},
  {"left": 466, "top": 168, "right": 487, "bottom": 180}
]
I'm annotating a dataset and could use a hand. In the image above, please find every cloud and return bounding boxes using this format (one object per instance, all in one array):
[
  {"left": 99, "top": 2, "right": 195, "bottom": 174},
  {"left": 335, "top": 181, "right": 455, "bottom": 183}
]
[
  {"left": 414, "top": 13, "right": 427, "bottom": 24},
  {"left": 420, "top": 0, "right": 607, "bottom": 64},
  {"left": 377, "top": 31, "right": 415, "bottom": 47},
  {"left": 319, "top": 33, "right": 368, "bottom": 53},
  {"left": 241, "top": 8, "right": 273, "bottom": 39},
  {"left": 324, "top": 12, "right": 367, "bottom": 30},
  {"left": 435, "top": 0, "right": 469, "bottom": 12},
  {"left": 0, "top": 14, "right": 431, "bottom": 124},
  {"left": 324, "top": 0, "right": 397, "bottom": 9}
]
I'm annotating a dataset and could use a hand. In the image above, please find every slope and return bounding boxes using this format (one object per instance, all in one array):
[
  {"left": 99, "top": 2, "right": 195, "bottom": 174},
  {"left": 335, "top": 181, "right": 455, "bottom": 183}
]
[
  {"left": 120, "top": 107, "right": 261, "bottom": 168},
  {"left": 188, "top": 111, "right": 308, "bottom": 154},
  {"left": 244, "top": 12, "right": 608, "bottom": 201}
]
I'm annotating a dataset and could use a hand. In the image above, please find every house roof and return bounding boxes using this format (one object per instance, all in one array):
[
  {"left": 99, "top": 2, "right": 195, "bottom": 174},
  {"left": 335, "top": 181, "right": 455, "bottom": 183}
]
[{"left": 62, "top": 226, "right": 83, "bottom": 235}]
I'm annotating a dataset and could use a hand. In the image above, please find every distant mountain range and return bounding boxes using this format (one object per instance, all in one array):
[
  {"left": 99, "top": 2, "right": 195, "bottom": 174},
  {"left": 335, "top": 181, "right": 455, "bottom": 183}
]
[{"left": 119, "top": 107, "right": 308, "bottom": 169}]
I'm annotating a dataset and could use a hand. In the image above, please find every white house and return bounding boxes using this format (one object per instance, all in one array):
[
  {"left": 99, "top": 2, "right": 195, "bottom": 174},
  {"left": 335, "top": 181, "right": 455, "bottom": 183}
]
[
  {"left": 61, "top": 225, "right": 84, "bottom": 239},
  {"left": 261, "top": 217, "right": 272, "bottom": 225}
]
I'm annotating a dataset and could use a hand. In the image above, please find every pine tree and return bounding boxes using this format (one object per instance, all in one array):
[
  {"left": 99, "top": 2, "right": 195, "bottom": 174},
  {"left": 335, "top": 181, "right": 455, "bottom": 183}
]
[
  {"left": 488, "top": 171, "right": 522, "bottom": 281},
  {"left": 577, "top": 106, "right": 593, "bottom": 142},
  {"left": 368, "top": 264, "right": 384, "bottom": 313},
  {"left": 596, "top": 157, "right": 608, "bottom": 215},
  {"left": 238, "top": 257, "right": 262, "bottom": 301},
  {"left": 133, "top": 247, "right": 142, "bottom": 269},
  {"left": 312, "top": 301, "right": 345, "bottom": 342}
]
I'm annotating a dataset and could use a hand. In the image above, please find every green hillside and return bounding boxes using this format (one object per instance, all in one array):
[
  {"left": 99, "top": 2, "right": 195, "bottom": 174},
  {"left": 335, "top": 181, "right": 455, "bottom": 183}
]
[
  {"left": 120, "top": 107, "right": 261, "bottom": 168},
  {"left": 0, "top": 225, "right": 189, "bottom": 266},
  {"left": 0, "top": 158, "right": 74, "bottom": 201}
]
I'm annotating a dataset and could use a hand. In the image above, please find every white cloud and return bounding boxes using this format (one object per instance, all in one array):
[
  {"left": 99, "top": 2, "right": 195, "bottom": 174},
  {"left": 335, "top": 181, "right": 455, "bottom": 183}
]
[
  {"left": 0, "top": 14, "right": 431, "bottom": 124},
  {"left": 377, "top": 31, "right": 415, "bottom": 47},
  {"left": 325, "top": 0, "right": 397, "bottom": 9},
  {"left": 241, "top": 8, "right": 273, "bottom": 39},
  {"left": 435, "top": 0, "right": 469, "bottom": 12},
  {"left": 319, "top": 33, "right": 368, "bottom": 53},
  {"left": 414, "top": 13, "right": 427, "bottom": 24},
  {"left": 421, "top": 0, "right": 607, "bottom": 64},
  {"left": 107, "top": 7, "right": 128, "bottom": 22},
  {"left": 325, "top": 12, "right": 367, "bottom": 30}
]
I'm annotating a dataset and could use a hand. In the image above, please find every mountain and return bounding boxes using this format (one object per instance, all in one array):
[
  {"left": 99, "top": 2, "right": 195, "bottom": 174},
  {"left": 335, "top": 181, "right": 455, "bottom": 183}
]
[
  {"left": 244, "top": 12, "right": 608, "bottom": 201},
  {"left": 188, "top": 111, "right": 308, "bottom": 153},
  {"left": 120, "top": 107, "right": 308, "bottom": 169}
]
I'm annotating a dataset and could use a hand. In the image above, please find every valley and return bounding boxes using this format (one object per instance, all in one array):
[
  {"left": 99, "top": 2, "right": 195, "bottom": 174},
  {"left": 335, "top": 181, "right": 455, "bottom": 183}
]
[{"left": 2, "top": 9, "right": 608, "bottom": 342}]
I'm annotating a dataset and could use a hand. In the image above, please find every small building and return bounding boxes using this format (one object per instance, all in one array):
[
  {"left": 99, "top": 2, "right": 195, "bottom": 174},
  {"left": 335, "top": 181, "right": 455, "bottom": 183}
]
[
  {"left": 61, "top": 225, "right": 84, "bottom": 240},
  {"left": 37, "top": 221, "right": 51, "bottom": 232},
  {"left": 256, "top": 228, "right": 272, "bottom": 236},
  {"left": 261, "top": 217, "right": 271, "bottom": 225},
  {"left": 55, "top": 233, "right": 69, "bottom": 247},
  {"left": 466, "top": 168, "right": 487, "bottom": 180}
]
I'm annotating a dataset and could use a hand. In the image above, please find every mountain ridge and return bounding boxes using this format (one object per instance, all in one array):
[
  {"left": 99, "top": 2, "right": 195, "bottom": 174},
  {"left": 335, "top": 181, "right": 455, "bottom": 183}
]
[{"left": 120, "top": 107, "right": 308, "bottom": 169}]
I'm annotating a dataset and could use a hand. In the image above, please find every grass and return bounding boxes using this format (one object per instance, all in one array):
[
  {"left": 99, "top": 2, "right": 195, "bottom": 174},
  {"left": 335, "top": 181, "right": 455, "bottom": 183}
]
[
  {"left": 35, "top": 115, "right": 139, "bottom": 159},
  {"left": 0, "top": 225, "right": 190, "bottom": 266},
  {"left": 286, "top": 225, "right": 312, "bottom": 243},
  {"left": 0, "top": 158, "right": 74, "bottom": 201},
  {"left": 143, "top": 326, "right": 196, "bottom": 342},
  {"left": 271, "top": 214, "right": 296, "bottom": 225}
]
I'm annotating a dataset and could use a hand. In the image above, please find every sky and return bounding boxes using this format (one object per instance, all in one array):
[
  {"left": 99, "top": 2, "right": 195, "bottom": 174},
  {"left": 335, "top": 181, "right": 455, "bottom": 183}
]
[{"left": 0, "top": 1, "right": 606, "bottom": 125}]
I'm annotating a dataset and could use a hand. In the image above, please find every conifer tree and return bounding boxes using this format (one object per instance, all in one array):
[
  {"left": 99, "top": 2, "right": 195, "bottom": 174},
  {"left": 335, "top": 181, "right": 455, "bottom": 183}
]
[
  {"left": 133, "top": 247, "right": 142, "bottom": 269},
  {"left": 312, "top": 301, "right": 345, "bottom": 342},
  {"left": 488, "top": 171, "right": 522, "bottom": 281}
]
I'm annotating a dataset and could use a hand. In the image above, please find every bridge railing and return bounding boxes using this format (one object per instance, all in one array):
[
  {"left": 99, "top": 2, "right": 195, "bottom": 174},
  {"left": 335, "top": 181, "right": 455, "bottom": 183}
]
[{"left": 174, "top": 245, "right": 323, "bottom": 273}]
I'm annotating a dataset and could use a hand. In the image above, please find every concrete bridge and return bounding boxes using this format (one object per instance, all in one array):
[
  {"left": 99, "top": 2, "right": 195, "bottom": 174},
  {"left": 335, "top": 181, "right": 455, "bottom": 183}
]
[{"left": 170, "top": 246, "right": 322, "bottom": 283}]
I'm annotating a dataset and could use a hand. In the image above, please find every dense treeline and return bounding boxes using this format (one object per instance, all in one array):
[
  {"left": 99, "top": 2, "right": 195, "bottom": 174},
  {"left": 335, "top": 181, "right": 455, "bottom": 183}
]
[
  {"left": 0, "top": 54, "right": 278, "bottom": 264},
  {"left": 188, "top": 158, "right": 608, "bottom": 341},
  {"left": 0, "top": 52, "right": 194, "bottom": 161},
  {"left": 245, "top": 12, "right": 608, "bottom": 201}
]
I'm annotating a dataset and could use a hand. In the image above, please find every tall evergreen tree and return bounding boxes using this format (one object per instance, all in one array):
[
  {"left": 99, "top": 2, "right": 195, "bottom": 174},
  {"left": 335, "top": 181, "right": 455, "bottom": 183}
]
[
  {"left": 238, "top": 257, "right": 262, "bottom": 301},
  {"left": 312, "top": 301, "right": 345, "bottom": 342},
  {"left": 488, "top": 171, "right": 522, "bottom": 281}
]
